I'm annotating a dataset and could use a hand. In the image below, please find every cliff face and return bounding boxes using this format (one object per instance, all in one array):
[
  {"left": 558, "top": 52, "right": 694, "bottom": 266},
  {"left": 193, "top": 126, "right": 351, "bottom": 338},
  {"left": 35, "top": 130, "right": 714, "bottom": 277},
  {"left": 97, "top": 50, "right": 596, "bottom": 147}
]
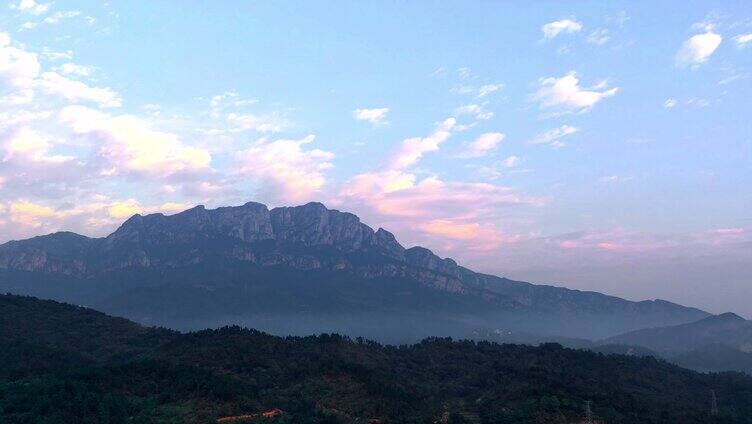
[{"left": 106, "top": 202, "right": 403, "bottom": 255}]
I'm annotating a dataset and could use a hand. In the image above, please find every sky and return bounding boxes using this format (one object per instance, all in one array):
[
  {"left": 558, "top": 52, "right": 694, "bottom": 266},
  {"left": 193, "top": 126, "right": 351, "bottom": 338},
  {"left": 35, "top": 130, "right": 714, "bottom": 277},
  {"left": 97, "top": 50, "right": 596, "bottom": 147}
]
[{"left": 0, "top": 1, "right": 751, "bottom": 315}]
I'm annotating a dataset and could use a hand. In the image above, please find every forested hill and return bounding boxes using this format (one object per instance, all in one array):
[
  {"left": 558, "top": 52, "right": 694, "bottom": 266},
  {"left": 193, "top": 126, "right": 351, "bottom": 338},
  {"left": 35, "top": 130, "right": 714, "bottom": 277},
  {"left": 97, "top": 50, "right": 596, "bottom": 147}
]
[{"left": 2, "top": 294, "right": 752, "bottom": 424}]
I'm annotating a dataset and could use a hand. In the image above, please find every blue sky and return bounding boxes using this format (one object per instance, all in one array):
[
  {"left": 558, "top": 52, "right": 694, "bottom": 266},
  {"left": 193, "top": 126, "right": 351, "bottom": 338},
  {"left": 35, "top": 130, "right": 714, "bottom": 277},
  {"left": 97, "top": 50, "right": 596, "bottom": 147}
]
[{"left": 0, "top": 1, "right": 751, "bottom": 314}]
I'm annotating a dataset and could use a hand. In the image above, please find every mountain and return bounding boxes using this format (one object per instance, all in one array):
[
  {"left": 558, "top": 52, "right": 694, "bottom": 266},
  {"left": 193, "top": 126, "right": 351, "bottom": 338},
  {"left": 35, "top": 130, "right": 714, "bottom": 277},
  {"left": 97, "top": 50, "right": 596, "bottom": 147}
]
[
  {"left": 605, "top": 313, "right": 752, "bottom": 354},
  {"left": 2, "top": 293, "right": 752, "bottom": 424},
  {"left": 605, "top": 313, "right": 752, "bottom": 374},
  {"left": 0, "top": 201, "right": 708, "bottom": 341}
]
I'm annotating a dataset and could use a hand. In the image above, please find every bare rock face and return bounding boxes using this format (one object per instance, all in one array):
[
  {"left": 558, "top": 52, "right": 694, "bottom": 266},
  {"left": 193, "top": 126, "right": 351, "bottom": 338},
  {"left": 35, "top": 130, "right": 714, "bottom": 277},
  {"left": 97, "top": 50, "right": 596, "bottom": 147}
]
[
  {"left": 269, "top": 202, "right": 377, "bottom": 251},
  {"left": 106, "top": 202, "right": 275, "bottom": 246},
  {"left": 0, "top": 232, "right": 93, "bottom": 275},
  {"left": 405, "top": 247, "right": 460, "bottom": 277}
]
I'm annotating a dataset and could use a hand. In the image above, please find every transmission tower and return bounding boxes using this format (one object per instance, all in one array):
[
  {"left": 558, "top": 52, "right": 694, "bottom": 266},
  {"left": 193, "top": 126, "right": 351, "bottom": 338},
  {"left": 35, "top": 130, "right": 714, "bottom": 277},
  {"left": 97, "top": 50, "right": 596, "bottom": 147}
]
[{"left": 711, "top": 390, "right": 718, "bottom": 416}]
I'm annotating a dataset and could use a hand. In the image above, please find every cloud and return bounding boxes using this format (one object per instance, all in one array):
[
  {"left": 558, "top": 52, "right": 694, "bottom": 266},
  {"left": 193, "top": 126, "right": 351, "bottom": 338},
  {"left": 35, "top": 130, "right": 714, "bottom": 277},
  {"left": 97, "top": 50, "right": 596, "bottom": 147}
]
[
  {"left": 457, "top": 132, "right": 505, "bottom": 159},
  {"left": 2, "top": 128, "right": 72, "bottom": 164},
  {"left": 107, "top": 199, "right": 142, "bottom": 219},
  {"left": 664, "top": 98, "right": 677, "bottom": 109},
  {"left": 9, "top": 200, "right": 58, "bottom": 227},
  {"left": 533, "top": 72, "right": 618, "bottom": 112},
  {"left": 0, "top": 126, "right": 84, "bottom": 199},
  {"left": 687, "top": 98, "right": 710, "bottom": 107},
  {"left": 342, "top": 174, "right": 542, "bottom": 220},
  {"left": 43, "top": 10, "right": 80, "bottom": 24},
  {"left": 0, "top": 32, "right": 41, "bottom": 92},
  {"left": 19, "top": 10, "right": 80, "bottom": 30},
  {"left": 39, "top": 48, "right": 72, "bottom": 61},
  {"left": 10, "top": 0, "right": 49, "bottom": 15},
  {"left": 225, "top": 112, "right": 288, "bottom": 133},
  {"left": 56, "top": 62, "right": 91, "bottom": 76},
  {"left": 676, "top": 29, "right": 722, "bottom": 68},
  {"left": 476, "top": 83, "right": 504, "bottom": 98},
  {"left": 454, "top": 104, "right": 493, "bottom": 121},
  {"left": 353, "top": 107, "right": 389, "bottom": 125},
  {"left": 541, "top": 19, "right": 583, "bottom": 40},
  {"left": 159, "top": 202, "right": 192, "bottom": 214},
  {"left": 501, "top": 155, "right": 520, "bottom": 168},
  {"left": 587, "top": 29, "right": 610, "bottom": 45},
  {"left": 233, "top": 135, "right": 334, "bottom": 203},
  {"left": 388, "top": 118, "right": 455, "bottom": 170},
  {"left": 530, "top": 125, "right": 579, "bottom": 148},
  {"left": 208, "top": 91, "right": 258, "bottom": 118},
  {"left": 60, "top": 105, "right": 212, "bottom": 178},
  {"left": 0, "top": 196, "right": 206, "bottom": 241},
  {"left": 734, "top": 33, "right": 752, "bottom": 48},
  {"left": 336, "top": 118, "right": 542, "bottom": 252},
  {"left": 38, "top": 72, "right": 121, "bottom": 107}
]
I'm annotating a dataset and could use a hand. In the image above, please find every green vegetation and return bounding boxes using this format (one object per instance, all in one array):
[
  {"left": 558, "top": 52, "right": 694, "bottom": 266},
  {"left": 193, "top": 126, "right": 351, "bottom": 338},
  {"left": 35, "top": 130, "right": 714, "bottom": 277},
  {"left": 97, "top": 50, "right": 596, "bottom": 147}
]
[{"left": 2, "top": 294, "right": 752, "bottom": 423}]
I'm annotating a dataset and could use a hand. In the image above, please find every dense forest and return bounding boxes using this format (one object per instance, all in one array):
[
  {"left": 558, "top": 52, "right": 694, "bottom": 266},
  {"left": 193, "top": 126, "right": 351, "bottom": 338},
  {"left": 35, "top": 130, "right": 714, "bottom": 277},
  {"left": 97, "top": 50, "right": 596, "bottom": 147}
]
[{"left": 2, "top": 294, "right": 752, "bottom": 424}]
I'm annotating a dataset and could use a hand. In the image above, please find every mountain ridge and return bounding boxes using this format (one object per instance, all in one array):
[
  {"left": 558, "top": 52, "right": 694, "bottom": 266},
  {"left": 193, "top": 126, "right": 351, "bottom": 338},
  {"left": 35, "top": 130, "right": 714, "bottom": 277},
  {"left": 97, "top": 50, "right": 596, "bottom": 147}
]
[{"left": 0, "top": 201, "right": 709, "bottom": 340}]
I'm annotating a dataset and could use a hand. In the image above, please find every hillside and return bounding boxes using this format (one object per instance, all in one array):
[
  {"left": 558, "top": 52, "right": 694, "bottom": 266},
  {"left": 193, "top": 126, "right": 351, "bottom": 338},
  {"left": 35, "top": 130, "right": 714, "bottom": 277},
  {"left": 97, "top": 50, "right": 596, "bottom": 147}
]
[
  {"left": 0, "top": 201, "right": 708, "bottom": 341},
  {"left": 1, "top": 294, "right": 752, "bottom": 423},
  {"left": 604, "top": 313, "right": 752, "bottom": 374}
]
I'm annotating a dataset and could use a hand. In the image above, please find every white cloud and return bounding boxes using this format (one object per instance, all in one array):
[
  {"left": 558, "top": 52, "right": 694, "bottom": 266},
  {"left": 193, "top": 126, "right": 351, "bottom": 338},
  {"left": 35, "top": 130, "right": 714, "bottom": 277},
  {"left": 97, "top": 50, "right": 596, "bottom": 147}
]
[
  {"left": 208, "top": 91, "right": 258, "bottom": 118},
  {"left": 476, "top": 83, "right": 504, "bottom": 98},
  {"left": 10, "top": 0, "right": 50, "bottom": 15},
  {"left": 39, "top": 48, "right": 73, "bottom": 61},
  {"left": 501, "top": 155, "right": 520, "bottom": 168},
  {"left": 60, "top": 105, "right": 212, "bottom": 177},
  {"left": 664, "top": 98, "right": 677, "bottom": 109},
  {"left": 734, "top": 33, "right": 752, "bottom": 48},
  {"left": 233, "top": 135, "right": 334, "bottom": 203},
  {"left": 676, "top": 29, "right": 722, "bottom": 68},
  {"left": 458, "top": 132, "right": 505, "bottom": 159},
  {"left": 0, "top": 32, "right": 41, "bottom": 91},
  {"left": 541, "top": 19, "right": 583, "bottom": 40},
  {"left": 2, "top": 128, "right": 72, "bottom": 164},
  {"left": 20, "top": 10, "right": 80, "bottom": 30},
  {"left": 533, "top": 72, "right": 618, "bottom": 112},
  {"left": 454, "top": 104, "right": 493, "bottom": 120},
  {"left": 43, "top": 10, "right": 80, "bottom": 24},
  {"left": 531, "top": 125, "right": 579, "bottom": 148},
  {"left": 687, "top": 98, "right": 710, "bottom": 108},
  {"left": 56, "top": 62, "right": 91, "bottom": 76},
  {"left": 353, "top": 107, "right": 389, "bottom": 125},
  {"left": 225, "top": 112, "right": 288, "bottom": 133},
  {"left": 38, "top": 72, "right": 121, "bottom": 107},
  {"left": 389, "top": 118, "right": 456, "bottom": 170},
  {"left": 587, "top": 29, "right": 610, "bottom": 45}
]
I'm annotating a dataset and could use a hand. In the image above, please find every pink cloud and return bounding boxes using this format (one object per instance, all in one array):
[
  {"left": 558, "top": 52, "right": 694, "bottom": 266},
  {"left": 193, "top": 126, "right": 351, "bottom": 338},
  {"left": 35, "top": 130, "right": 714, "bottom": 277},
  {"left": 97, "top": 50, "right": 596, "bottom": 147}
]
[
  {"left": 233, "top": 135, "right": 334, "bottom": 204},
  {"left": 335, "top": 116, "right": 544, "bottom": 254}
]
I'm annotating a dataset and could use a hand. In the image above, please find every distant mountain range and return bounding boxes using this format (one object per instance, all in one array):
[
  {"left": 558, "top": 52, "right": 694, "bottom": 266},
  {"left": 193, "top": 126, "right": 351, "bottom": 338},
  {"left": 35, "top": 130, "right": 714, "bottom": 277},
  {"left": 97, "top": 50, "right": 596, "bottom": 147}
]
[
  {"left": 0, "top": 201, "right": 710, "bottom": 344},
  {"left": 3, "top": 293, "right": 752, "bottom": 423},
  {"left": 604, "top": 312, "right": 752, "bottom": 374}
]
